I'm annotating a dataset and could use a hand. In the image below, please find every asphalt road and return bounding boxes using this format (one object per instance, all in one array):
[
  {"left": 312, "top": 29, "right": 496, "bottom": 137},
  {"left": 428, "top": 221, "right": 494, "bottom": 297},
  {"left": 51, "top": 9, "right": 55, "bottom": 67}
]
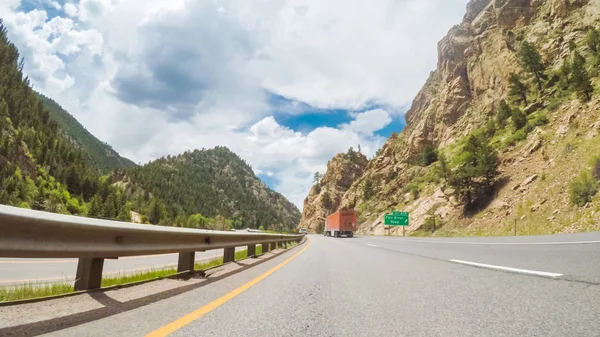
[
  {"left": 0, "top": 248, "right": 245, "bottom": 286},
  {"left": 44, "top": 232, "right": 600, "bottom": 336}
]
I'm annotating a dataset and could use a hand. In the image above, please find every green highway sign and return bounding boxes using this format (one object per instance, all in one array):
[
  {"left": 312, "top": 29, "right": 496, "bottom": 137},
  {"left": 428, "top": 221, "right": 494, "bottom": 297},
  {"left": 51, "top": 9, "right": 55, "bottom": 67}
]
[{"left": 384, "top": 212, "right": 409, "bottom": 226}]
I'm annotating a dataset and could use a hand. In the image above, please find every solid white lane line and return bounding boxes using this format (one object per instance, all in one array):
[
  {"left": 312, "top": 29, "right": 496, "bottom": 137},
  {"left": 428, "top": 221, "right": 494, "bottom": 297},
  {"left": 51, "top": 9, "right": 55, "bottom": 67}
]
[
  {"left": 366, "top": 244, "right": 378, "bottom": 247},
  {"left": 450, "top": 259, "right": 563, "bottom": 278},
  {"left": 379, "top": 239, "right": 600, "bottom": 246}
]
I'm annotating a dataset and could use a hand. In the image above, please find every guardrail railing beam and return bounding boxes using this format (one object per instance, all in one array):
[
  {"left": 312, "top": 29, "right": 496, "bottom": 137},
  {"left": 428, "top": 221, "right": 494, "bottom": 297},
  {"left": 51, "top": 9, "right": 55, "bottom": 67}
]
[
  {"left": 178, "top": 252, "right": 195, "bottom": 273},
  {"left": 74, "top": 258, "right": 104, "bottom": 291}
]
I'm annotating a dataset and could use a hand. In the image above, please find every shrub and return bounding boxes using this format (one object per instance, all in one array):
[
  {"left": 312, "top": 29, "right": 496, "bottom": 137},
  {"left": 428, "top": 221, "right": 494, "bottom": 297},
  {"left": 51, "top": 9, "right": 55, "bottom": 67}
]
[
  {"left": 570, "top": 171, "right": 598, "bottom": 206},
  {"left": 421, "top": 145, "right": 438, "bottom": 166},
  {"left": 408, "top": 183, "right": 420, "bottom": 200},
  {"left": 511, "top": 108, "right": 527, "bottom": 130},
  {"left": 503, "top": 129, "right": 527, "bottom": 147},
  {"left": 528, "top": 111, "right": 549, "bottom": 127}
]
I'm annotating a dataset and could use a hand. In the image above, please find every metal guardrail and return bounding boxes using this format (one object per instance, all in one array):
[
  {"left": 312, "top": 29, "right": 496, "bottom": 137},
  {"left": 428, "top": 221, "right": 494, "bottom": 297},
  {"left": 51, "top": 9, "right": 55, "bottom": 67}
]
[{"left": 0, "top": 205, "right": 304, "bottom": 291}]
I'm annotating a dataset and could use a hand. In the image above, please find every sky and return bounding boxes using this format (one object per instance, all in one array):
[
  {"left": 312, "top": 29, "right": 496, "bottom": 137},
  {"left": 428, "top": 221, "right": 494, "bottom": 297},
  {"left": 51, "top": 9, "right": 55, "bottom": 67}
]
[{"left": 0, "top": 0, "right": 468, "bottom": 209}]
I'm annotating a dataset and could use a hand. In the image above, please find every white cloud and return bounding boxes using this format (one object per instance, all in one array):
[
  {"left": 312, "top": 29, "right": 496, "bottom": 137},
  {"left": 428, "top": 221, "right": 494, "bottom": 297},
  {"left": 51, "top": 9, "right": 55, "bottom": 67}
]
[
  {"left": 341, "top": 109, "right": 392, "bottom": 136},
  {"left": 2, "top": 0, "right": 469, "bottom": 209},
  {"left": 63, "top": 3, "right": 78, "bottom": 17}
]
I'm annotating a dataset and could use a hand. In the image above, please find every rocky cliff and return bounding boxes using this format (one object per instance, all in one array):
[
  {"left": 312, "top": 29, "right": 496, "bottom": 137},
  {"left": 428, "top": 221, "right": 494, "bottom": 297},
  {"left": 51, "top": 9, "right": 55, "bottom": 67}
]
[
  {"left": 298, "top": 150, "right": 367, "bottom": 232},
  {"left": 303, "top": 0, "right": 600, "bottom": 236}
]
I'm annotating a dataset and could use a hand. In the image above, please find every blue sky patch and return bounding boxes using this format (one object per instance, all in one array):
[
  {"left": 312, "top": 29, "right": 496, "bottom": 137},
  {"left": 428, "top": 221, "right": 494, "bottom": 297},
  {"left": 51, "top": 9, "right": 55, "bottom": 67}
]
[
  {"left": 18, "top": 0, "right": 66, "bottom": 20},
  {"left": 258, "top": 172, "right": 278, "bottom": 189}
]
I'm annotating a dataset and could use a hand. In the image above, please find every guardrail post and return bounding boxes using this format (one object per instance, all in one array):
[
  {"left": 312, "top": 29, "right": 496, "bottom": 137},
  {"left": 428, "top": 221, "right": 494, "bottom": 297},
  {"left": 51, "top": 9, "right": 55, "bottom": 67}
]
[
  {"left": 74, "top": 258, "right": 104, "bottom": 291},
  {"left": 248, "top": 244, "right": 256, "bottom": 257},
  {"left": 270, "top": 242, "right": 276, "bottom": 251},
  {"left": 262, "top": 242, "right": 270, "bottom": 254},
  {"left": 178, "top": 252, "right": 195, "bottom": 273},
  {"left": 223, "top": 247, "right": 235, "bottom": 263}
]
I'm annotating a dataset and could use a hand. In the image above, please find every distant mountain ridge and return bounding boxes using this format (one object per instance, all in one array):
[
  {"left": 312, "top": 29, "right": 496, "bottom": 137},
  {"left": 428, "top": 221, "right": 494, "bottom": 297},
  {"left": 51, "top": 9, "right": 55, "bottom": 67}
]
[
  {"left": 36, "top": 93, "right": 137, "bottom": 172},
  {"left": 126, "top": 147, "right": 301, "bottom": 229}
]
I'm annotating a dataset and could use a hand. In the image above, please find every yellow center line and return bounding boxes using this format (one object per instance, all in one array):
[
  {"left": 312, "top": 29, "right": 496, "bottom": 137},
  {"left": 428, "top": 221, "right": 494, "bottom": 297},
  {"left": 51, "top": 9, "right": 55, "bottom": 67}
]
[{"left": 146, "top": 240, "right": 311, "bottom": 337}]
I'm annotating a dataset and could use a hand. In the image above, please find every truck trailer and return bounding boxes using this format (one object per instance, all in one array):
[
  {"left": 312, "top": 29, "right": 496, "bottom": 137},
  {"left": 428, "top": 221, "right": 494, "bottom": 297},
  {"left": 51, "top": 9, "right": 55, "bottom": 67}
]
[{"left": 324, "top": 210, "right": 357, "bottom": 238}]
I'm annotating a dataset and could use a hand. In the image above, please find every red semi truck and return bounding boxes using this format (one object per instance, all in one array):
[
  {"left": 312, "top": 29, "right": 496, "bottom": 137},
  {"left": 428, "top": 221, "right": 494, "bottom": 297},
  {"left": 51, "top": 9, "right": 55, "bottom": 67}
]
[{"left": 324, "top": 210, "right": 357, "bottom": 238}]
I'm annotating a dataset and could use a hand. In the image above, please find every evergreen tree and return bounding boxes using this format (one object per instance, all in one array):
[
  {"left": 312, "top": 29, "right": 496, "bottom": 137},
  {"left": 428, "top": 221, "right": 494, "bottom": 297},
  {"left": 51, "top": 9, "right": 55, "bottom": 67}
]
[
  {"left": 148, "top": 198, "right": 166, "bottom": 225},
  {"left": 88, "top": 194, "right": 103, "bottom": 217},
  {"left": 558, "top": 60, "right": 572, "bottom": 91},
  {"left": 363, "top": 178, "right": 374, "bottom": 200},
  {"left": 102, "top": 190, "right": 118, "bottom": 218},
  {"left": 117, "top": 202, "right": 132, "bottom": 222},
  {"left": 496, "top": 100, "right": 512, "bottom": 127},
  {"left": 518, "top": 41, "right": 545, "bottom": 90},
  {"left": 421, "top": 145, "right": 438, "bottom": 166},
  {"left": 511, "top": 108, "right": 527, "bottom": 130},
  {"left": 508, "top": 73, "right": 528, "bottom": 105},
  {"left": 571, "top": 51, "right": 594, "bottom": 102},
  {"left": 437, "top": 154, "right": 450, "bottom": 181},
  {"left": 586, "top": 28, "right": 600, "bottom": 54},
  {"left": 313, "top": 172, "right": 323, "bottom": 185},
  {"left": 447, "top": 134, "right": 499, "bottom": 208}
]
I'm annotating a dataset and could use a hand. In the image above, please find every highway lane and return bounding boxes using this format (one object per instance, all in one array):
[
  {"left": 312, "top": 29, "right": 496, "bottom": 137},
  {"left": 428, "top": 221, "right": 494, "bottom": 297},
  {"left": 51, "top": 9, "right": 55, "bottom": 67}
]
[
  {"left": 0, "top": 248, "right": 245, "bottom": 286},
  {"left": 46, "top": 233, "right": 600, "bottom": 337},
  {"left": 352, "top": 231, "right": 600, "bottom": 284}
]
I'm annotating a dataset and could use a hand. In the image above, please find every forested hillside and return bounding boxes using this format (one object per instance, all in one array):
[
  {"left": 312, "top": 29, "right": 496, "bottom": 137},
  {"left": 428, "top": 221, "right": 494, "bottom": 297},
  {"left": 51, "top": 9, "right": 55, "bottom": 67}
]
[
  {"left": 126, "top": 147, "right": 301, "bottom": 229},
  {"left": 0, "top": 20, "right": 299, "bottom": 231},
  {"left": 0, "top": 21, "right": 155, "bottom": 219},
  {"left": 37, "top": 93, "right": 136, "bottom": 172}
]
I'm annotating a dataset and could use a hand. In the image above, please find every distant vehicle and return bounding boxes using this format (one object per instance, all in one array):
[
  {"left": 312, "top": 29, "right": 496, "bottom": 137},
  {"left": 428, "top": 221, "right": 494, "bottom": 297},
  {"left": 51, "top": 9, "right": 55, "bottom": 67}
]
[
  {"left": 299, "top": 228, "right": 308, "bottom": 234},
  {"left": 324, "top": 210, "right": 356, "bottom": 238}
]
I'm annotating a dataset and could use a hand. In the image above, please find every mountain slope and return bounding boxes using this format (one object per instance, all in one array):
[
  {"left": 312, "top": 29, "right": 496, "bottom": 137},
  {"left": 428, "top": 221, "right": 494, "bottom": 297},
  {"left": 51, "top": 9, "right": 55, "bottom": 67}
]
[
  {"left": 298, "top": 148, "right": 367, "bottom": 233},
  {"left": 304, "top": 0, "right": 600, "bottom": 236},
  {"left": 126, "top": 147, "right": 301, "bottom": 230},
  {"left": 36, "top": 93, "right": 136, "bottom": 172}
]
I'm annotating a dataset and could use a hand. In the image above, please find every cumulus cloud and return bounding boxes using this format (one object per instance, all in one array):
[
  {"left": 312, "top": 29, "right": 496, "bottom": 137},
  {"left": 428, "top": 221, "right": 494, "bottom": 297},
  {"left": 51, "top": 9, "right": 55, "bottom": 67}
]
[
  {"left": 2, "top": 0, "right": 469, "bottom": 208},
  {"left": 342, "top": 109, "right": 392, "bottom": 136}
]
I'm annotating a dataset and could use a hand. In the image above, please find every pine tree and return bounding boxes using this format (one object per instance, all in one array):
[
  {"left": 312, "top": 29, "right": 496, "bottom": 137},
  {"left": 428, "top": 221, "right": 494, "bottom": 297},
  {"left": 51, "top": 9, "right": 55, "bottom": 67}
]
[
  {"left": 117, "top": 202, "right": 132, "bottom": 222},
  {"left": 313, "top": 172, "right": 323, "bottom": 185},
  {"left": 518, "top": 41, "right": 545, "bottom": 91},
  {"left": 102, "top": 191, "right": 118, "bottom": 218},
  {"left": 148, "top": 198, "right": 166, "bottom": 225},
  {"left": 421, "top": 145, "right": 438, "bottom": 166},
  {"left": 88, "top": 194, "right": 103, "bottom": 217},
  {"left": 586, "top": 28, "right": 600, "bottom": 54},
  {"left": 511, "top": 108, "right": 527, "bottom": 130},
  {"left": 508, "top": 73, "right": 528, "bottom": 105},
  {"left": 571, "top": 51, "right": 593, "bottom": 102},
  {"left": 448, "top": 134, "right": 499, "bottom": 208},
  {"left": 496, "top": 100, "right": 512, "bottom": 127},
  {"left": 558, "top": 60, "right": 572, "bottom": 91},
  {"left": 363, "top": 179, "right": 374, "bottom": 200}
]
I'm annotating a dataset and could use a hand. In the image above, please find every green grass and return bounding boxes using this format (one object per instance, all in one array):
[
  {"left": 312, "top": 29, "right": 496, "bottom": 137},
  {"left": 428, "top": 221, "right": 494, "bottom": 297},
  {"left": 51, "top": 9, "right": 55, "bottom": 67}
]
[
  {"left": 0, "top": 283, "right": 73, "bottom": 303},
  {"left": 101, "top": 268, "right": 179, "bottom": 287}
]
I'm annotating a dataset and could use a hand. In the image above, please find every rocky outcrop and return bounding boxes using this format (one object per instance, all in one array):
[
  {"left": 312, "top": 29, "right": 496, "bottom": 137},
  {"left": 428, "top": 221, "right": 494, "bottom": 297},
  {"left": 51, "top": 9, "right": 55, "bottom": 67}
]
[
  {"left": 298, "top": 151, "right": 368, "bottom": 232},
  {"left": 308, "top": 0, "right": 600, "bottom": 236}
]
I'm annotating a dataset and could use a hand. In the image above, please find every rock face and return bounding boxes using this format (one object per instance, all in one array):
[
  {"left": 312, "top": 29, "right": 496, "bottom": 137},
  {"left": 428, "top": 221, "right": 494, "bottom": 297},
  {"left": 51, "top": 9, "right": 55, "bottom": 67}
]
[
  {"left": 298, "top": 151, "right": 368, "bottom": 233},
  {"left": 302, "top": 0, "right": 600, "bottom": 236}
]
